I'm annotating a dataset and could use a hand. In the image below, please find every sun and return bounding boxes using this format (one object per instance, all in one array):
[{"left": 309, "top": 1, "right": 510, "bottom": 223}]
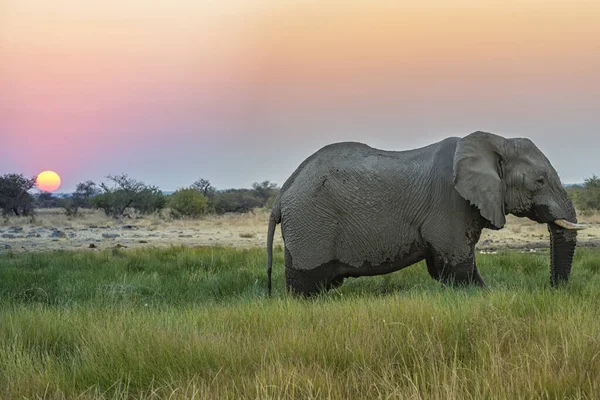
[{"left": 36, "top": 170, "right": 62, "bottom": 192}]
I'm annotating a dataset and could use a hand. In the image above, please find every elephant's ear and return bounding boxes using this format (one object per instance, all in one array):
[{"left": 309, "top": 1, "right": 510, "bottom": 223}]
[{"left": 453, "top": 131, "right": 507, "bottom": 229}]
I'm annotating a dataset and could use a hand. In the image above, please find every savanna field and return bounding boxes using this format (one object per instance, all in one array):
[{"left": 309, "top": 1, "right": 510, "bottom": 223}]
[
  {"left": 1, "top": 243, "right": 599, "bottom": 399},
  {"left": 4, "top": 0, "right": 600, "bottom": 398}
]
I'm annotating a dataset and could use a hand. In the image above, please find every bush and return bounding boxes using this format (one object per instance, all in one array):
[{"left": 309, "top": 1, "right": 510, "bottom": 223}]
[
  {"left": 212, "top": 189, "right": 264, "bottom": 214},
  {"left": 62, "top": 181, "right": 100, "bottom": 216},
  {"left": 35, "top": 192, "right": 60, "bottom": 208},
  {"left": 90, "top": 174, "right": 165, "bottom": 217},
  {"left": 169, "top": 188, "right": 208, "bottom": 218},
  {"left": 0, "top": 173, "right": 36, "bottom": 216},
  {"left": 252, "top": 180, "right": 279, "bottom": 209},
  {"left": 135, "top": 187, "right": 167, "bottom": 214}
]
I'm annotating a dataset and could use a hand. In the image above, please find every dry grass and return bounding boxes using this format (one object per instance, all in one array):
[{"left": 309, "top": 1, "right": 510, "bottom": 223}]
[
  {"left": 580, "top": 211, "right": 600, "bottom": 223},
  {"left": 2, "top": 208, "right": 116, "bottom": 229},
  {"left": 480, "top": 212, "right": 600, "bottom": 246},
  {"left": 0, "top": 208, "right": 282, "bottom": 252},
  {"left": 1, "top": 208, "right": 271, "bottom": 230}
]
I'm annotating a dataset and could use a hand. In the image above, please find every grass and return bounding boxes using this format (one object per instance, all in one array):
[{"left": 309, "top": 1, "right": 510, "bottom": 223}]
[{"left": 0, "top": 246, "right": 599, "bottom": 399}]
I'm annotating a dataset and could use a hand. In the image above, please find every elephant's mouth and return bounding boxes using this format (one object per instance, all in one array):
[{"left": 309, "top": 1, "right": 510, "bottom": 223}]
[
  {"left": 530, "top": 204, "right": 588, "bottom": 230},
  {"left": 553, "top": 219, "right": 587, "bottom": 230}
]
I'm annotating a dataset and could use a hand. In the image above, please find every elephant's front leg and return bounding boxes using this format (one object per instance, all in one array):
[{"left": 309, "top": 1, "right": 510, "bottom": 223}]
[
  {"left": 471, "top": 262, "right": 487, "bottom": 287},
  {"left": 425, "top": 251, "right": 443, "bottom": 281},
  {"left": 440, "top": 253, "right": 486, "bottom": 288}
]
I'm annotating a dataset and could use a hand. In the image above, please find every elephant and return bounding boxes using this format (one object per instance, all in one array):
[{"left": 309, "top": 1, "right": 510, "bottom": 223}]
[{"left": 266, "top": 131, "right": 587, "bottom": 296}]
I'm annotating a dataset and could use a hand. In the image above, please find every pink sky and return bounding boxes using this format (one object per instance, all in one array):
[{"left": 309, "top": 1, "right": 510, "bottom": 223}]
[{"left": 1, "top": 1, "right": 599, "bottom": 191}]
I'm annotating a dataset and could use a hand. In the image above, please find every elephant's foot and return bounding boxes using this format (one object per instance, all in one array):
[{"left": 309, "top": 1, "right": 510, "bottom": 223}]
[
  {"left": 472, "top": 265, "right": 487, "bottom": 288},
  {"left": 440, "top": 261, "right": 487, "bottom": 288},
  {"left": 285, "top": 267, "right": 337, "bottom": 297},
  {"left": 327, "top": 275, "right": 345, "bottom": 290},
  {"left": 441, "top": 277, "right": 485, "bottom": 288}
]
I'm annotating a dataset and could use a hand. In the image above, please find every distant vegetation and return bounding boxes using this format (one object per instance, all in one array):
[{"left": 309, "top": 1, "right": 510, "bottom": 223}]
[
  {"left": 567, "top": 175, "right": 600, "bottom": 215},
  {"left": 0, "top": 172, "right": 279, "bottom": 220},
  {"left": 4, "top": 170, "right": 600, "bottom": 220},
  {"left": 169, "top": 187, "right": 209, "bottom": 218},
  {"left": 89, "top": 174, "right": 167, "bottom": 218}
]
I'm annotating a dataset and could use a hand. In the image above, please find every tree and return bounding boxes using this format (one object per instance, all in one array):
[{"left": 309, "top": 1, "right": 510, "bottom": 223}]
[
  {"left": 584, "top": 175, "right": 600, "bottom": 189},
  {"left": 0, "top": 173, "right": 36, "bottom": 216},
  {"left": 573, "top": 175, "right": 600, "bottom": 212},
  {"left": 252, "top": 180, "right": 279, "bottom": 207},
  {"left": 191, "top": 178, "right": 216, "bottom": 198},
  {"left": 134, "top": 187, "right": 167, "bottom": 214},
  {"left": 35, "top": 191, "right": 60, "bottom": 208},
  {"left": 90, "top": 174, "right": 165, "bottom": 217},
  {"left": 169, "top": 188, "right": 208, "bottom": 218},
  {"left": 62, "top": 181, "right": 101, "bottom": 216}
]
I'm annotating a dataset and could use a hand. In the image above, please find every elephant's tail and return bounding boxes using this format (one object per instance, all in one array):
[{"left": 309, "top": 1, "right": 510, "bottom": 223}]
[{"left": 267, "top": 202, "right": 281, "bottom": 296}]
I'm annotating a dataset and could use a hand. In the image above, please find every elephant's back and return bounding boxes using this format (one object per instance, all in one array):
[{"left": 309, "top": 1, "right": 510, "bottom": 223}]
[{"left": 282, "top": 140, "right": 448, "bottom": 204}]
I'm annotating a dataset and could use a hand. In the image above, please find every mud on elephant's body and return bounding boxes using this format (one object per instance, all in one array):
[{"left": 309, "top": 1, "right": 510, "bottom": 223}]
[{"left": 266, "top": 131, "right": 586, "bottom": 296}]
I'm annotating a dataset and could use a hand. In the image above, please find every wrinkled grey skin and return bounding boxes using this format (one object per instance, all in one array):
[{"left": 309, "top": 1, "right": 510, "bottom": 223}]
[{"left": 267, "top": 131, "right": 579, "bottom": 296}]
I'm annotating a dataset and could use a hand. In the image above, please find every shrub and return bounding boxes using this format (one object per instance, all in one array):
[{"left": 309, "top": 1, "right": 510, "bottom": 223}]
[
  {"left": 62, "top": 181, "right": 100, "bottom": 216},
  {"left": 571, "top": 175, "right": 600, "bottom": 212},
  {"left": 135, "top": 187, "right": 167, "bottom": 214},
  {"left": 212, "top": 189, "right": 264, "bottom": 214},
  {"left": 90, "top": 174, "right": 165, "bottom": 217},
  {"left": 169, "top": 188, "right": 208, "bottom": 218},
  {"left": 35, "top": 192, "right": 60, "bottom": 208},
  {"left": 252, "top": 180, "right": 279, "bottom": 209}
]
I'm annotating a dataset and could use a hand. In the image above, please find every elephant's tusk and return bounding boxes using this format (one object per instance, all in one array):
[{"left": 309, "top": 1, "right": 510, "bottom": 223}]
[{"left": 554, "top": 219, "right": 588, "bottom": 230}]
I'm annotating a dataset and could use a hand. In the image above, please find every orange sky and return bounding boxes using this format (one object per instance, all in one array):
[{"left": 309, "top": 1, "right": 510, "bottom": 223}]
[
  {"left": 256, "top": 1, "right": 600, "bottom": 110},
  {"left": 1, "top": 1, "right": 599, "bottom": 190}
]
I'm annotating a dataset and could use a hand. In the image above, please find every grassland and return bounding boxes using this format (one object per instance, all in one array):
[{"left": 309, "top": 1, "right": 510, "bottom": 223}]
[{"left": 1, "top": 245, "right": 599, "bottom": 399}]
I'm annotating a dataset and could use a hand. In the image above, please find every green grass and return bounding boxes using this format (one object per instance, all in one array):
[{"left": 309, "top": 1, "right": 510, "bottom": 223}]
[{"left": 0, "top": 246, "right": 599, "bottom": 399}]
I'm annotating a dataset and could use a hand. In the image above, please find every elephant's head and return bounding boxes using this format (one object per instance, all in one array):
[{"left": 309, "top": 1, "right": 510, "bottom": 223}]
[{"left": 453, "top": 131, "right": 586, "bottom": 286}]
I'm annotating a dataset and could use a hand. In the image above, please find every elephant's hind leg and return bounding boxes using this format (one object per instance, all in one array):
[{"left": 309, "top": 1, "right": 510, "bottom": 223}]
[
  {"left": 284, "top": 247, "right": 338, "bottom": 296},
  {"left": 285, "top": 267, "right": 323, "bottom": 296}
]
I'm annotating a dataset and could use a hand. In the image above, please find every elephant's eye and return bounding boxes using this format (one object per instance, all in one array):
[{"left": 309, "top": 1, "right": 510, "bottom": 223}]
[{"left": 535, "top": 177, "right": 546, "bottom": 187}]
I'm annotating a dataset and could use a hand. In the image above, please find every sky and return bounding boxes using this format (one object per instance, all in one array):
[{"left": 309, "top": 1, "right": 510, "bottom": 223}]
[{"left": 1, "top": 0, "right": 599, "bottom": 192}]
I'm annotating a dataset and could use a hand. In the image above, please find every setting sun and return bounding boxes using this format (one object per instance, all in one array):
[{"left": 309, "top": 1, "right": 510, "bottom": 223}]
[{"left": 36, "top": 170, "right": 62, "bottom": 192}]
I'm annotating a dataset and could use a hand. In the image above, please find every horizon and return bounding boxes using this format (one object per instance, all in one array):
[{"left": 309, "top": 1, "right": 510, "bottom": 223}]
[{"left": 2, "top": 1, "right": 599, "bottom": 192}]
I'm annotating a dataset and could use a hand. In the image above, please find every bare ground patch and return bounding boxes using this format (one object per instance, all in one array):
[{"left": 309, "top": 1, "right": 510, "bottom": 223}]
[{"left": 1, "top": 208, "right": 599, "bottom": 254}]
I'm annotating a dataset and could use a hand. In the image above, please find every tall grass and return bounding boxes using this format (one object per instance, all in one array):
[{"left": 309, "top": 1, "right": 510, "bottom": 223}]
[{"left": 0, "top": 246, "right": 599, "bottom": 399}]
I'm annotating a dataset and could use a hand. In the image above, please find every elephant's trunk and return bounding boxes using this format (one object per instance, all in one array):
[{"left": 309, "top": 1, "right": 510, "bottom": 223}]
[
  {"left": 549, "top": 224, "right": 577, "bottom": 286},
  {"left": 548, "top": 202, "right": 579, "bottom": 286}
]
